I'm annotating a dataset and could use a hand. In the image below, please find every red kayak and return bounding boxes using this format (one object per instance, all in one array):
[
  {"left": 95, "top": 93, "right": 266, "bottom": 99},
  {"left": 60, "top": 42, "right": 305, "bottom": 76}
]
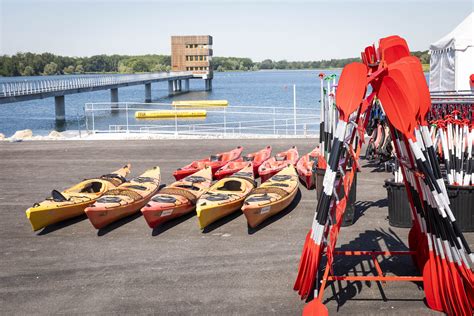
[
  {"left": 258, "top": 146, "right": 299, "bottom": 182},
  {"left": 296, "top": 147, "right": 327, "bottom": 189},
  {"left": 214, "top": 146, "right": 272, "bottom": 180},
  {"left": 173, "top": 146, "right": 243, "bottom": 181}
]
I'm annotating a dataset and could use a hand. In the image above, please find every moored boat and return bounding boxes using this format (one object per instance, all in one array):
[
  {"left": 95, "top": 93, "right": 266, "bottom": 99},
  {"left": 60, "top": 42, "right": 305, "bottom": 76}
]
[
  {"left": 242, "top": 164, "right": 299, "bottom": 228},
  {"left": 85, "top": 166, "right": 161, "bottom": 229},
  {"left": 214, "top": 146, "right": 272, "bottom": 180},
  {"left": 258, "top": 146, "right": 299, "bottom": 182},
  {"left": 196, "top": 164, "right": 255, "bottom": 229},
  {"left": 25, "top": 164, "right": 131, "bottom": 231},
  {"left": 141, "top": 167, "right": 213, "bottom": 228},
  {"left": 173, "top": 146, "right": 243, "bottom": 181},
  {"left": 296, "top": 147, "right": 327, "bottom": 189}
]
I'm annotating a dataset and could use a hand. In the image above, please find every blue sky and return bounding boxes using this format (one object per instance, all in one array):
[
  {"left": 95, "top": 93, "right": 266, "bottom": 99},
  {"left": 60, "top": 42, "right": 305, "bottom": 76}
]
[{"left": 0, "top": 0, "right": 472, "bottom": 61}]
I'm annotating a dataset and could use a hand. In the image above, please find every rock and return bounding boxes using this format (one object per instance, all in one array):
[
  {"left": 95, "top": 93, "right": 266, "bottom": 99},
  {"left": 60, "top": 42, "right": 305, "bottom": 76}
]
[
  {"left": 11, "top": 129, "right": 33, "bottom": 139},
  {"left": 48, "top": 131, "right": 63, "bottom": 138}
]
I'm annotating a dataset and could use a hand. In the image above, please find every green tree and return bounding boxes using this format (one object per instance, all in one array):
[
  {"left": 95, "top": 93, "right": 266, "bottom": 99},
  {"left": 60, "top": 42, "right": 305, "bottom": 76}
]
[
  {"left": 75, "top": 64, "right": 84, "bottom": 73},
  {"left": 63, "top": 65, "right": 75, "bottom": 74},
  {"left": 21, "top": 65, "right": 35, "bottom": 76},
  {"left": 43, "top": 62, "right": 58, "bottom": 75}
]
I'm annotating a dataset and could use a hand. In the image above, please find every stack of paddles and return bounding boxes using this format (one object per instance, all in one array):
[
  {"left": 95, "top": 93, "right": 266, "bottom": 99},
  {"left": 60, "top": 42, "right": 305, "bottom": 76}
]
[{"left": 294, "top": 35, "right": 473, "bottom": 315}]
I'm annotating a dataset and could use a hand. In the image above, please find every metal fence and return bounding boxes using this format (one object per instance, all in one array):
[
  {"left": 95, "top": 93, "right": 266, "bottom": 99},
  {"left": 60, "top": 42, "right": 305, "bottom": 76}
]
[
  {"left": 0, "top": 72, "right": 192, "bottom": 97},
  {"left": 84, "top": 102, "right": 320, "bottom": 138}
]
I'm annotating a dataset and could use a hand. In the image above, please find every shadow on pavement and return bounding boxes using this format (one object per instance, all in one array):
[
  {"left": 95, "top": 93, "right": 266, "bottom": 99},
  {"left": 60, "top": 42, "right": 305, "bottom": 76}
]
[
  {"left": 97, "top": 212, "right": 142, "bottom": 236},
  {"left": 247, "top": 189, "right": 302, "bottom": 234},
  {"left": 152, "top": 211, "right": 196, "bottom": 236},
  {"left": 202, "top": 211, "right": 243, "bottom": 233},
  {"left": 38, "top": 214, "right": 88, "bottom": 235}
]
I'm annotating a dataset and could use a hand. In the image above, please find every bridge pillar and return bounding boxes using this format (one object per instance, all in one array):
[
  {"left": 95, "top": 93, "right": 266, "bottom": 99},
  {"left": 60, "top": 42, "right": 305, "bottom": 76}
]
[
  {"left": 111, "top": 88, "right": 119, "bottom": 108},
  {"left": 55, "top": 95, "right": 66, "bottom": 122},
  {"left": 145, "top": 83, "right": 152, "bottom": 103},
  {"left": 184, "top": 79, "right": 190, "bottom": 92},
  {"left": 205, "top": 79, "right": 212, "bottom": 91},
  {"left": 168, "top": 80, "right": 174, "bottom": 96}
]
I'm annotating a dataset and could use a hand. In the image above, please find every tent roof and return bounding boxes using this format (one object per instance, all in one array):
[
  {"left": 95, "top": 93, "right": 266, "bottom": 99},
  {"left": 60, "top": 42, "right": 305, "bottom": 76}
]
[{"left": 430, "top": 12, "right": 473, "bottom": 51}]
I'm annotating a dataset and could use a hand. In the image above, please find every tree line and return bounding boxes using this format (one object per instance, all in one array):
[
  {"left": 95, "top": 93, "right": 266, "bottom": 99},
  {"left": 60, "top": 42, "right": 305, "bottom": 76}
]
[{"left": 0, "top": 51, "right": 430, "bottom": 76}]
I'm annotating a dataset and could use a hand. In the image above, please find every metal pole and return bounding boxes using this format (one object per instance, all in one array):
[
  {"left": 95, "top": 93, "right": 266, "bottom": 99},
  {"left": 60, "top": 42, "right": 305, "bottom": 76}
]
[
  {"left": 224, "top": 107, "right": 227, "bottom": 136},
  {"left": 126, "top": 103, "right": 129, "bottom": 133},
  {"left": 91, "top": 103, "right": 95, "bottom": 133},
  {"left": 293, "top": 84, "right": 297, "bottom": 135},
  {"left": 175, "top": 110, "right": 178, "bottom": 137}
]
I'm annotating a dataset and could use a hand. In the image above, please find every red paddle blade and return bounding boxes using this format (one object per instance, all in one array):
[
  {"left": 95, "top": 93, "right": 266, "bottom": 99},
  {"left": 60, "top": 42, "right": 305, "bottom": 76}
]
[
  {"left": 378, "top": 36, "right": 410, "bottom": 64},
  {"left": 399, "top": 56, "right": 431, "bottom": 124},
  {"left": 335, "top": 62, "right": 367, "bottom": 121},
  {"left": 387, "top": 63, "right": 421, "bottom": 120},
  {"left": 302, "top": 299, "right": 329, "bottom": 316},
  {"left": 377, "top": 75, "right": 417, "bottom": 139}
]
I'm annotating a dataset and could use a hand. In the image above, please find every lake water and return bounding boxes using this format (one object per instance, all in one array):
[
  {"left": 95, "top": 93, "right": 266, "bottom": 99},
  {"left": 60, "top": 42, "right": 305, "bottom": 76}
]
[{"left": 0, "top": 70, "right": 337, "bottom": 136}]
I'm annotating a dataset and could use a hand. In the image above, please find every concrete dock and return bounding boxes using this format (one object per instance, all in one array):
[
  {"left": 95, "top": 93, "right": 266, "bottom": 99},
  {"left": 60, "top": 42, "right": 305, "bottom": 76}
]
[{"left": 0, "top": 139, "right": 471, "bottom": 315}]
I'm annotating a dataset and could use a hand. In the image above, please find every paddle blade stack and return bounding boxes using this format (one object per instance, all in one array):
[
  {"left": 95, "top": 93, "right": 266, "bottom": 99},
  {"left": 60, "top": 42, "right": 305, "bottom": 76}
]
[{"left": 296, "top": 34, "right": 473, "bottom": 315}]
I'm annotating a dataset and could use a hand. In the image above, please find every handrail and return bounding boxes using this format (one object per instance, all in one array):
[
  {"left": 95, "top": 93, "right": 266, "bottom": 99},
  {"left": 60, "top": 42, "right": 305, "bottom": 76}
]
[{"left": 0, "top": 72, "right": 192, "bottom": 97}]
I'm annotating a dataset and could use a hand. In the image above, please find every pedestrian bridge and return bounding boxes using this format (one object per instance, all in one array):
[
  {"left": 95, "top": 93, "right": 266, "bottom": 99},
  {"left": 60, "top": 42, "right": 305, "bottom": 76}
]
[{"left": 0, "top": 71, "right": 211, "bottom": 121}]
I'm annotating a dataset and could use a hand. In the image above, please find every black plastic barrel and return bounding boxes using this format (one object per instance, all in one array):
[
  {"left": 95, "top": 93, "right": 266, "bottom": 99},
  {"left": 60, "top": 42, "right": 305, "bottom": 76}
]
[
  {"left": 384, "top": 179, "right": 412, "bottom": 228},
  {"left": 446, "top": 184, "right": 474, "bottom": 232},
  {"left": 315, "top": 167, "right": 357, "bottom": 227}
]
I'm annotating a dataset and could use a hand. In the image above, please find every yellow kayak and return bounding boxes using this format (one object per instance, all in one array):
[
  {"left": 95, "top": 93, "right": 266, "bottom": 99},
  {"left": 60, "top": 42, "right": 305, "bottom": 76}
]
[
  {"left": 242, "top": 164, "right": 298, "bottom": 228},
  {"left": 196, "top": 164, "right": 255, "bottom": 229},
  {"left": 26, "top": 164, "right": 131, "bottom": 231}
]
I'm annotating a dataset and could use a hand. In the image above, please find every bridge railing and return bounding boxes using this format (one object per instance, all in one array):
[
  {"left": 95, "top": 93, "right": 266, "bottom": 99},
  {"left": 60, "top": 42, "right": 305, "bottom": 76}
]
[{"left": 0, "top": 72, "right": 192, "bottom": 97}]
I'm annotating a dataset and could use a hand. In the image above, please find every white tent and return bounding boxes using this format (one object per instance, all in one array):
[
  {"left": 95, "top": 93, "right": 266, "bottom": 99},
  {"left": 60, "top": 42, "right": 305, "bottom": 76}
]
[{"left": 429, "top": 12, "right": 473, "bottom": 92}]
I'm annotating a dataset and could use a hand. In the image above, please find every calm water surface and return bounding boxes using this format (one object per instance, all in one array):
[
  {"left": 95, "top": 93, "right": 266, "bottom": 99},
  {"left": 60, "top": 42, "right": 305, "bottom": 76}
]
[{"left": 0, "top": 70, "right": 338, "bottom": 135}]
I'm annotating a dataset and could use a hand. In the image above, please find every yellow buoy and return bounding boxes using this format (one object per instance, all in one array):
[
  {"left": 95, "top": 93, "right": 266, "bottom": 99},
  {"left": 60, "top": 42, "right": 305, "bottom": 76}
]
[
  {"left": 135, "top": 110, "right": 207, "bottom": 119},
  {"left": 172, "top": 100, "right": 228, "bottom": 108}
]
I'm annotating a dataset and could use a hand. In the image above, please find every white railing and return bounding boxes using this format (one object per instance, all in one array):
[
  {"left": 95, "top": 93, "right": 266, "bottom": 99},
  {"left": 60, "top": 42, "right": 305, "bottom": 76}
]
[
  {"left": 84, "top": 102, "right": 320, "bottom": 138},
  {"left": 0, "top": 72, "right": 192, "bottom": 97}
]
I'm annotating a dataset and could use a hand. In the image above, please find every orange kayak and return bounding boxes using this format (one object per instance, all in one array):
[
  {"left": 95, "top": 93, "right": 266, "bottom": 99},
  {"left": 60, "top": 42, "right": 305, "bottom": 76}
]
[
  {"left": 214, "top": 146, "right": 272, "bottom": 180},
  {"left": 242, "top": 164, "right": 298, "bottom": 228},
  {"left": 85, "top": 166, "right": 161, "bottom": 229},
  {"left": 258, "top": 146, "right": 299, "bottom": 182},
  {"left": 296, "top": 147, "right": 327, "bottom": 189},
  {"left": 141, "top": 167, "right": 212, "bottom": 228},
  {"left": 173, "top": 146, "right": 243, "bottom": 181}
]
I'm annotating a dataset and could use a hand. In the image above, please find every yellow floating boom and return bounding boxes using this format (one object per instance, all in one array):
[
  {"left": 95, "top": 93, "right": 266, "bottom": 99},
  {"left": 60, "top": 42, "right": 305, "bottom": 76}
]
[
  {"left": 135, "top": 110, "right": 207, "bottom": 119},
  {"left": 172, "top": 100, "right": 228, "bottom": 108}
]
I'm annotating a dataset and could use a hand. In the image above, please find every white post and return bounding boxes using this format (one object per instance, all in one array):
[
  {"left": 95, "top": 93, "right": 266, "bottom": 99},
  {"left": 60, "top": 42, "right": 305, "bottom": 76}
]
[
  {"left": 126, "top": 103, "right": 129, "bottom": 133},
  {"left": 293, "top": 84, "right": 297, "bottom": 135},
  {"left": 224, "top": 107, "right": 227, "bottom": 136},
  {"left": 91, "top": 103, "right": 95, "bottom": 133},
  {"left": 273, "top": 107, "right": 276, "bottom": 135}
]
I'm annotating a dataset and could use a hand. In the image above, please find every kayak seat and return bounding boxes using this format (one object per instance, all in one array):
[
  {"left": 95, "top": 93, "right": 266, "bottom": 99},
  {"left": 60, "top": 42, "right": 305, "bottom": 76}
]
[
  {"left": 217, "top": 180, "right": 242, "bottom": 191},
  {"left": 124, "top": 185, "right": 148, "bottom": 191},
  {"left": 175, "top": 184, "right": 200, "bottom": 191},
  {"left": 270, "top": 183, "right": 289, "bottom": 188},
  {"left": 243, "top": 156, "right": 255, "bottom": 162},
  {"left": 309, "top": 156, "right": 319, "bottom": 162},
  {"left": 275, "top": 155, "right": 286, "bottom": 162},
  {"left": 210, "top": 155, "right": 222, "bottom": 162},
  {"left": 80, "top": 181, "right": 103, "bottom": 193},
  {"left": 206, "top": 193, "right": 230, "bottom": 201},
  {"left": 152, "top": 195, "right": 177, "bottom": 204},
  {"left": 245, "top": 193, "right": 272, "bottom": 203},
  {"left": 184, "top": 176, "right": 207, "bottom": 183},
  {"left": 51, "top": 190, "right": 68, "bottom": 202},
  {"left": 133, "top": 177, "right": 156, "bottom": 183},
  {"left": 96, "top": 196, "right": 122, "bottom": 204},
  {"left": 271, "top": 175, "right": 292, "bottom": 182}
]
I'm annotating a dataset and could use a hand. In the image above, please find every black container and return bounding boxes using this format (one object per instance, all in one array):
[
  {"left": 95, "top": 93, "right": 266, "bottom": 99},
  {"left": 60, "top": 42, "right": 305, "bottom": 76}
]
[
  {"left": 384, "top": 179, "right": 412, "bottom": 228},
  {"left": 446, "top": 183, "right": 474, "bottom": 232},
  {"left": 315, "top": 167, "right": 357, "bottom": 227}
]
